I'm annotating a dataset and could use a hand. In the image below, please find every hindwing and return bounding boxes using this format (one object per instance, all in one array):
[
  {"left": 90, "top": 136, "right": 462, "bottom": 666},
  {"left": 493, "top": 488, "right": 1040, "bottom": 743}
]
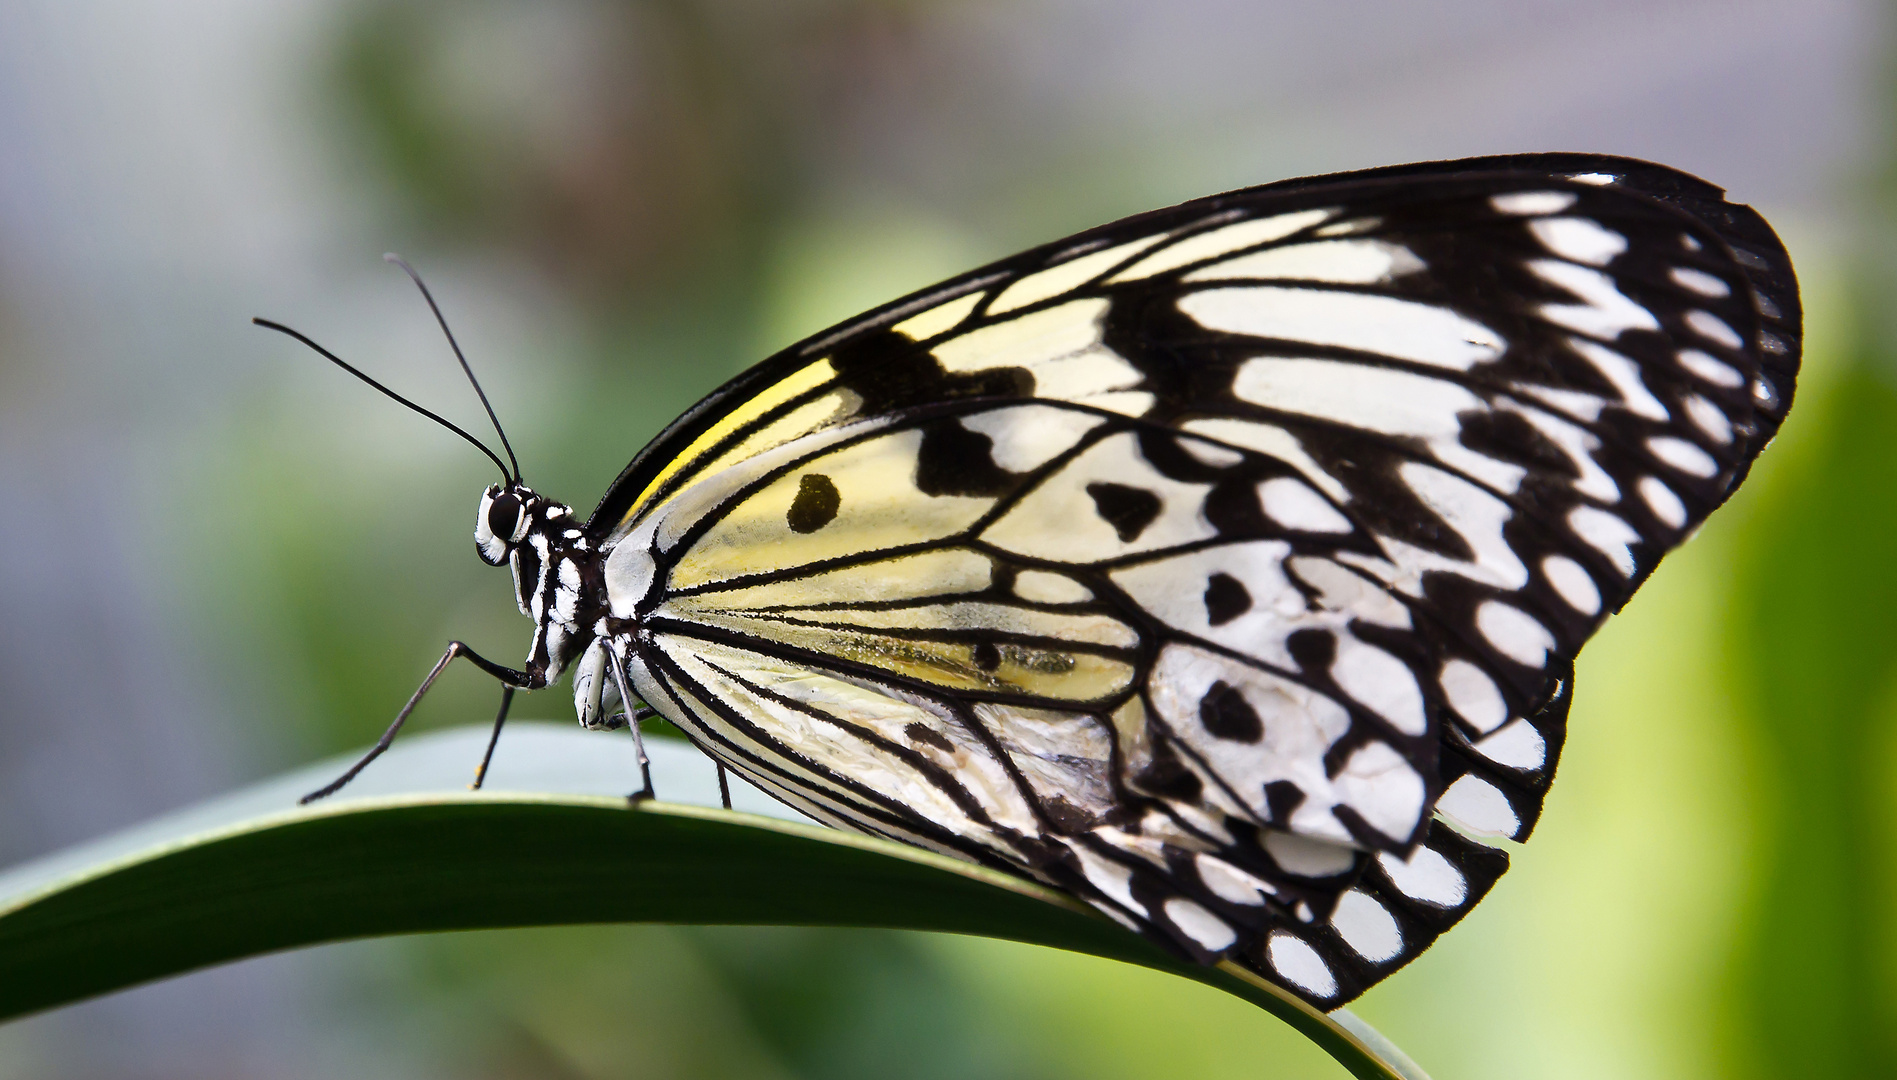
[{"left": 589, "top": 153, "right": 1799, "bottom": 1006}]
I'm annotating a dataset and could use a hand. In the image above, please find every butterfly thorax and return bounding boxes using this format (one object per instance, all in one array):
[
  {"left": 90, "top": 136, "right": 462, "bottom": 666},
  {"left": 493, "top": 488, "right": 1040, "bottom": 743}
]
[{"left": 474, "top": 482, "right": 609, "bottom": 695}]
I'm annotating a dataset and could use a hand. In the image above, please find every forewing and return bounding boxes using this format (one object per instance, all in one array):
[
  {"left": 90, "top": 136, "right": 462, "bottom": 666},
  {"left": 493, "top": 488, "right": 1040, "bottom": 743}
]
[{"left": 593, "top": 154, "right": 1799, "bottom": 1006}]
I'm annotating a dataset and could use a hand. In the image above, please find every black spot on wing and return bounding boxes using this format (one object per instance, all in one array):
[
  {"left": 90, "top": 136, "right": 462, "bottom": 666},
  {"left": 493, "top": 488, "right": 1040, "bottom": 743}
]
[
  {"left": 1200, "top": 681, "right": 1264, "bottom": 743},
  {"left": 916, "top": 417, "right": 1016, "bottom": 497},
  {"left": 786, "top": 473, "right": 841, "bottom": 533},
  {"left": 1203, "top": 571, "right": 1253, "bottom": 626},
  {"left": 1263, "top": 780, "right": 1305, "bottom": 824},
  {"left": 1086, "top": 482, "right": 1163, "bottom": 542},
  {"left": 1284, "top": 627, "right": 1335, "bottom": 674},
  {"left": 971, "top": 642, "right": 1002, "bottom": 671},
  {"left": 1041, "top": 794, "right": 1098, "bottom": 834},
  {"left": 829, "top": 328, "right": 1035, "bottom": 413},
  {"left": 1135, "top": 737, "right": 1204, "bottom": 801},
  {"left": 904, "top": 722, "right": 956, "bottom": 753}
]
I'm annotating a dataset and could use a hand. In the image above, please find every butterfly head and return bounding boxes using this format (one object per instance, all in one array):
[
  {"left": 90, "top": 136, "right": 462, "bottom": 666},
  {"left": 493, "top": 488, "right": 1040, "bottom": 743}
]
[{"left": 475, "top": 481, "right": 542, "bottom": 566}]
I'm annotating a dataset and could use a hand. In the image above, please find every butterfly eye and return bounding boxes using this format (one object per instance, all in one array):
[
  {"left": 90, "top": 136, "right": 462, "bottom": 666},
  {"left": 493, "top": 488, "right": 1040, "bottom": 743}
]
[{"left": 487, "top": 494, "right": 523, "bottom": 542}]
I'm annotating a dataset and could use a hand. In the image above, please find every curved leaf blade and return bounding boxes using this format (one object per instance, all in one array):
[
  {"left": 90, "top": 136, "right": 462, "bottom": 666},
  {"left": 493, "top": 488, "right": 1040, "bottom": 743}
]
[{"left": 0, "top": 723, "right": 1423, "bottom": 1079}]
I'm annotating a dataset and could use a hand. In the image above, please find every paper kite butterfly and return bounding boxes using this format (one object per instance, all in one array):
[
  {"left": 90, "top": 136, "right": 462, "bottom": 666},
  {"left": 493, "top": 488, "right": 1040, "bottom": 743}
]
[{"left": 258, "top": 153, "right": 1799, "bottom": 1009}]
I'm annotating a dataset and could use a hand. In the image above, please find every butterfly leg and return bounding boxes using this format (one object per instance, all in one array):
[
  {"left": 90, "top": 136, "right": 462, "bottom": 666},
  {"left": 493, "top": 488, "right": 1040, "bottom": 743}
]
[
  {"left": 716, "top": 762, "right": 732, "bottom": 811},
  {"left": 606, "top": 647, "right": 656, "bottom": 803},
  {"left": 468, "top": 685, "right": 516, "bottom": 790},
  {"left": 601, "top": 703, "right": 659, "bottom": 729},
  {"left": 300, "top": 641, "right": 539, "bottom": 804}
]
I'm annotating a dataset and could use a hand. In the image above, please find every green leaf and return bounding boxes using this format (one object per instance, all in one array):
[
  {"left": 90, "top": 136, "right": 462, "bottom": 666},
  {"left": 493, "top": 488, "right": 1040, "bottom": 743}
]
[{"left": 0, "top": 722, "right": 1426, "bottom": 1079}]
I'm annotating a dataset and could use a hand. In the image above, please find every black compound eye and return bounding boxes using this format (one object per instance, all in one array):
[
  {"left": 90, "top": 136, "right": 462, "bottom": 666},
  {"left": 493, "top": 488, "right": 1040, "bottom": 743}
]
[{"left": 487, "top": 494, "right": 522, "bottom": 541}]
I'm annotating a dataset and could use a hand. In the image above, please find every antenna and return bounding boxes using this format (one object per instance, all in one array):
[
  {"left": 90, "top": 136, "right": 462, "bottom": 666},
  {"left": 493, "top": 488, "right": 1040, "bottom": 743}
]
[
  {"left": 251, "top": 317, "right": 513, "bottom": 482},
  {"left": 383, "top": 254, "right": 521, "bottom": 482}
]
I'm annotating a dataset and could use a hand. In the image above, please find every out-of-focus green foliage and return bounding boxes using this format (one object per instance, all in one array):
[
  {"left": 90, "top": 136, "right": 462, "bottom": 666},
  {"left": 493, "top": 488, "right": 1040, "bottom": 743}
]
[{"left": 1722, "top": 327, "right": 1897, "bottom": 1078}]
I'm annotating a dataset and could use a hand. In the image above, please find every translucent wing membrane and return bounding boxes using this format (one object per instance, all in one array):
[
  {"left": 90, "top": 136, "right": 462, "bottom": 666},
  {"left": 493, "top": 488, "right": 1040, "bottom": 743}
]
[{"left": 586, "top": 154, "right": 1799, "bottom": 1006}]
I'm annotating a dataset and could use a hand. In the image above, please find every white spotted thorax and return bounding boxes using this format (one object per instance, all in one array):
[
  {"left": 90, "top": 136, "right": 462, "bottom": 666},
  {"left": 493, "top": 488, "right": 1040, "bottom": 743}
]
[
  {"left": 471, "top": 481, "right": 614, "bottom": 725},
  {"left": 317, "top": 155, "right": 1799, "bottom": 1010}
]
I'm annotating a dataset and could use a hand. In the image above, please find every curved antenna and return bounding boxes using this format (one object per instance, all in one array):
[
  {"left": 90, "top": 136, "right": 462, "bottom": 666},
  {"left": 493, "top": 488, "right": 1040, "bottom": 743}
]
[
  {"left": 383, "top": 254, "right": 521, "bottom": 482},
  {"left": 252, "top": 317, "right": 513, "bottom": 482}
]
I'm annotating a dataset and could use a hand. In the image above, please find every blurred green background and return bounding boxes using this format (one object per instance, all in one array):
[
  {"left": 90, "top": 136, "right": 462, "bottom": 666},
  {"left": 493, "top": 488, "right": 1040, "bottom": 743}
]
[{"left": 0, "top": 2, "right": 1889, "bottom": 1077}]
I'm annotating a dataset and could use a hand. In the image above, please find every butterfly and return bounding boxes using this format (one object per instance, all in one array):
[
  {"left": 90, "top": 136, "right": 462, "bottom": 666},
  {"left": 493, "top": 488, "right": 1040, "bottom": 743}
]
[{"left": 257, "top": 153, "right": 1799, "bottom": 1009}]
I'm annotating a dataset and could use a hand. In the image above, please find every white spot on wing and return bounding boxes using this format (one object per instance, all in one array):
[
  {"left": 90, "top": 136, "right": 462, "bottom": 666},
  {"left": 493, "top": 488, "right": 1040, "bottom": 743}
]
[
  {"left": 1640, "top": 475, "right": 1688, "bottom": 528},
  {"left": 1331, "top": 890, "right": 1403, "bottom": 962},
  {"left": 1195, "top": 853, "right": 1276, "bottom": 905},
  {"left": 1331, "top": 638, "right": 1426, "bottom": 735},
  {"left": 1436, "top": 774, "right": 1520, "bottom": 838},
  {"left": 1684, "top": 395, "right": 1734, "bottom": 445},
  {"left": 1491, "top": 191, "right": 1576, "bottom": 215},
  {"left": 1258, "top": 477, "right": 1352, "bottom": 533},
  {"left": 1288, "top": 557, "right": 1412, "bottom": 628},
  {"left": 1533, "top": 260, "right": 1660, "bottom": 339},
  {"left": 1476, "top": 600, "right": 1555, "bottom": 666},
  {"left": 1686, "top": 309, "right": 1743, "bottom": 349},
  {"left": 1531, "top": 217, "right": 1627, "bottom": 265},
  {"left": 1671, "top": 266, "right": 1731, "bottom": 297},
  {"left": 1314, "top": 217, "right": 1380, "bottom": 237},
  {"left": 1566, "top": 338, "right": 1669, "bottom": 420},
  {"left": 1178, "top": 418, "right": 1349, "bottom": 503},
  {"left": 1678, "top": 348, "right": 1744, "bottom": 387},
  {"left": 1073, "top": 846, "right": 1147, "bottom": 917},
  {"left": 1440, "top": 659, "right": 1508, "bottom": 733},
  {"left": 1164, "top": 897, "right": 1237, "bottom": 952},
  {"left": 1109, "top": 209, "right": 1333, "bottom": 282},
  {"left": 1473, "top": 717, "right": 1548, "bottom": 771},
  {"left": 1542, "top": 554, "right": 1602, "bottom": 616},
  {"left": 1182, "top": 287, "right": 1505, "bottom": 371},
  {"left": 1264, "top": 831, "right": 1358, "bottom": 876},
  {"left": 1569, "top": 506, "right": 1641, "bottom": 576},
  {"left": 1514, "top": 383, "right": 1607, "bottom": 422},
  {"left": 959, "top": 405, "right": 1105, "bottom": 472},
  {"left": 988, "top": 235, "right": 1170, "bottom": 315},
  {"left": 1647, "top": 436, "right": 1718, "bottom": 478},
  {"left": 1377, "top": 846, "right": 1467, "bottom": 906},
  {"left": 1396, "top": 463, "right": 1528, "bottom": 588},
  {"left": 1178, "top": 437, "right": 1244, "bottom": 468},
  {"left": 1267, "top": 934, "right": 1338, "bottom": 998},
  {"left": 1231, "top": 359, "right": 1522, "bottom": 493},
  {"left": 1335, "top": 741, "right": 1427, "bottom": 841},
  {"left": 1183, "top": 239, "right": 1423, "bottom": 285}
]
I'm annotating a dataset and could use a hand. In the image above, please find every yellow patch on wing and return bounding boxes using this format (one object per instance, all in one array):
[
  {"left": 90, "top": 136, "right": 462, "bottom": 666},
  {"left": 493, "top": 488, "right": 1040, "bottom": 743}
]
[
  {"left": 619, "top": 358, "right": 843, "bottom": 527},
  {"left": 662, "top": 606, "right": 1139, "bottom": 702},
  {"left": 667, "top": 428, "right": 993, "bottom": 590},
  {"left": 697, "top": 549, "right": 995, "bottom": 608},
  {"left": 894, "top": 290, "right": 985, "bottom": 341},
  {"left": 987, "top": 235, "right": 1169, "bottom": 315},
  {"left": 671, "top": 594, "right": 1137, "bottom": 651}
]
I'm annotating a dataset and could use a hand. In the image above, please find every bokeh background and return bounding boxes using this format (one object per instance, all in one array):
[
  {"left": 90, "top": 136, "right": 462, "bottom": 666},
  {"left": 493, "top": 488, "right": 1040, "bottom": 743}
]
[{"left": 0, "top": 2, "right": 1890, "bottom": 1077}]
